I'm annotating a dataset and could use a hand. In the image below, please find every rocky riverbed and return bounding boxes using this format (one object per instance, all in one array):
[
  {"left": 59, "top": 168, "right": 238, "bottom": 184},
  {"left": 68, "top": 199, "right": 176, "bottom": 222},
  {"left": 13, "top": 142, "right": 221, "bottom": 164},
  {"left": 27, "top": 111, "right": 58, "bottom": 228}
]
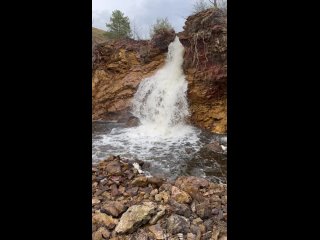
[{"left": 92, "top": 156, "right": 227, "bottom": 240}]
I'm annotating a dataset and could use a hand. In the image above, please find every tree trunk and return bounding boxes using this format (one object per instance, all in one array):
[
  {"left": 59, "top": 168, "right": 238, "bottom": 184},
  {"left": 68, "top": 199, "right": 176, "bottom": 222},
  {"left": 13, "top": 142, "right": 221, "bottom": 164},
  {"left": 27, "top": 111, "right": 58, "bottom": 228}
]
[{"left": 210, "top": 0, "right": 218, "bottom": 8}]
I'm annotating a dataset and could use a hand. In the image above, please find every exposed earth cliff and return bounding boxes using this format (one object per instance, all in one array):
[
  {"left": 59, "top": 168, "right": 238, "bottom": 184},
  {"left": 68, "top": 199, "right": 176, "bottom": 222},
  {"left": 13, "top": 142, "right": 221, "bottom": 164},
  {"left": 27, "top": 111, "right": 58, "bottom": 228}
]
[
  {"left": 92, "top": 31, "right": 174, "bottom": 122},
  {"left": 179, "top": 8, "right": 227, "bottom": 133}
]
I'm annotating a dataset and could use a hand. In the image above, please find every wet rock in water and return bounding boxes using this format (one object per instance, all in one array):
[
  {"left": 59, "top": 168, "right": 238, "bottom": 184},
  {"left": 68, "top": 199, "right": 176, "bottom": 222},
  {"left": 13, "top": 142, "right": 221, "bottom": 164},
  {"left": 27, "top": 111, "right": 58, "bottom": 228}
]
[
  {"left": 92, "top": 212, "right": 118, "bottom": 229},
  {"left": 203, "top": 141, "right": 223, "bottom": 153},
  {"left": 125, "top": 116, "right": 140, "bottom": 127},
  {"left": 102, "top": 201, "right": 127, "bottom": 217},
  {"left": 185, "top": 147, "right": 193, "bottom": 154},
  {"left": 115, "top": 204, "right": 156, "bottom": 234},
  {"left": 171, "top": 186, "right": 192, "bottom": 204},
  {"left": 148, "top": 223, "right": 165, "bottom": 240},
  {"left": 131, "top": 176, "right": 149, "bottom": 187},
  {"left": 106, "top": 160, "right": 122, "bottom": 175},
  {"left": 166, "top": 214, "right": 190, "bottom": 235},
  {"left": 92, "top": 227, "right": 110, "bottom": 240},
  {"left": 149, "top": 205, "right": 166, "bottom": 224}
]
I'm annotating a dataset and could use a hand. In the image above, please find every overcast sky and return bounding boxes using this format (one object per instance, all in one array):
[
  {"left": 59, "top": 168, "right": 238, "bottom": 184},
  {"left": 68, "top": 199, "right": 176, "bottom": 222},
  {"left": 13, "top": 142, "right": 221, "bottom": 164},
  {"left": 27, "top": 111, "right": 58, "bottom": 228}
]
[{"left": 92, "top": 0, "right": 198, "bottom": 39}]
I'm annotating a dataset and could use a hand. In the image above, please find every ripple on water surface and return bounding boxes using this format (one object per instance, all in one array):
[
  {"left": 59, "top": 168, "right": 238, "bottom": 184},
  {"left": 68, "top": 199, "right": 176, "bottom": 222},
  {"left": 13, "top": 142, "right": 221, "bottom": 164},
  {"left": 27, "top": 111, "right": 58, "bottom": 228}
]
[{"left": 92, "top": 122, "right": 227, "bottom": 183}]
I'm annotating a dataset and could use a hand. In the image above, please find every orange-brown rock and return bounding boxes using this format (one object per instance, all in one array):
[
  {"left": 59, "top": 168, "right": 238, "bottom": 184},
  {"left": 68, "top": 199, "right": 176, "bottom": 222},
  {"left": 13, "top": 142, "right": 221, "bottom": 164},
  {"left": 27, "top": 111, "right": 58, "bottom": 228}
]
[
  {"left": 178, "top": 8, "right": 227, "bottom": 133},
  {"left": 92, "top": 38, "right": 170, "bottom": 121}
]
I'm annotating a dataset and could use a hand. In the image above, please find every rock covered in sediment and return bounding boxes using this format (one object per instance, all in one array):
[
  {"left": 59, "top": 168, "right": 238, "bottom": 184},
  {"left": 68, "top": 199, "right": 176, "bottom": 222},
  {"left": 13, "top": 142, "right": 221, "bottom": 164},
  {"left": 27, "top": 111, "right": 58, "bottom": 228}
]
[
  {"left": 203, "top": 141, "right": 224, "bottom": 153},
  {"left": 115, "top": 203, "right": 156, "bottom": 234}
]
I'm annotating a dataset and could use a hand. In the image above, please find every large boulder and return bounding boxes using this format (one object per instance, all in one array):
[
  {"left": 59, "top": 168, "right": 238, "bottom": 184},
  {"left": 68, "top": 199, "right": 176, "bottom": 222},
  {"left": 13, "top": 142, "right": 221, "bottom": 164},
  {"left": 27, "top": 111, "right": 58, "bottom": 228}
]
[{"left": 115, "top": 204, "right": 156, "bottom": 234}]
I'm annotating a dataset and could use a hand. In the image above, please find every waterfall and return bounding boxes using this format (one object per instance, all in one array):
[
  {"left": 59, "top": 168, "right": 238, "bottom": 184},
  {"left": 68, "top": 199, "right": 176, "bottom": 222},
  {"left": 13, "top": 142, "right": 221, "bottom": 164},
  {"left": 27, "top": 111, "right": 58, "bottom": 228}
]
[
  {"left": 131, "top": 36, "right": 191, "bottom": 136},
  {"left": 92, "top": 37, "right": 226, "bottom": 182},
  {"left": 93, "top": 37, "right": 203, "bottom": 177}
]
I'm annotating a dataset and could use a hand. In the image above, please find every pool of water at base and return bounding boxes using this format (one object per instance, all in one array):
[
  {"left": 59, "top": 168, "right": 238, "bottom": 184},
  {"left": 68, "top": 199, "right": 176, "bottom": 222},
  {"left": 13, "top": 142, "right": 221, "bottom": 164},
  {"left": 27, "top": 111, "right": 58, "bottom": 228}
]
[{"left": 92, "top": 121, "right": 227, "bottom": 184}]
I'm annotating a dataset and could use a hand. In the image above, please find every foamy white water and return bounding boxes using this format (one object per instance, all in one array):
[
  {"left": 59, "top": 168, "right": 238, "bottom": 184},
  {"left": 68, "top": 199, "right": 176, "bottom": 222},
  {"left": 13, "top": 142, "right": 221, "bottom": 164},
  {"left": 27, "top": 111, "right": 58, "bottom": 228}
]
[{"left": 131, "top": 36, "right": 190, "bottom": 135}]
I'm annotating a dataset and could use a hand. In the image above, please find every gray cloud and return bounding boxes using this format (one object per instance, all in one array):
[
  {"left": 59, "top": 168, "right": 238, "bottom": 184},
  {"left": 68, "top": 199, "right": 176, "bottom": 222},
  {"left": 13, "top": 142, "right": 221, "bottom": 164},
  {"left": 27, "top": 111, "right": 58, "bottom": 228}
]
[
  {"left": 92, "top": 0, "right": 196, "bottom": 39},
  {"left": 92, "top": 9, "right": 111, "bottom": 30}
]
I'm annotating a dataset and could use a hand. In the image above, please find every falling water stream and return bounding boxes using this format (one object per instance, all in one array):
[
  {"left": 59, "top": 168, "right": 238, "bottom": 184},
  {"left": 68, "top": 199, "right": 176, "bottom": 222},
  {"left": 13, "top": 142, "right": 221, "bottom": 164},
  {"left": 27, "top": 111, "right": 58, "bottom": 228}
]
[{"left": 92, "top": 37, "right": 227, "bottom": 183}]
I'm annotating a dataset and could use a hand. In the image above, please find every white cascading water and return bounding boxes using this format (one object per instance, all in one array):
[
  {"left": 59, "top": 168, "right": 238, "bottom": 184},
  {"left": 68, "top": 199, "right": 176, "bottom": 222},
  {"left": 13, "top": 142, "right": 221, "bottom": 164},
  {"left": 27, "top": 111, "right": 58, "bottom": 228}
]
[
  {"left": 131, "top": 36, "right": 190, "bottom": 136},
  {"left": 93, "top": 37, "right": 203, "bottom": 177}
]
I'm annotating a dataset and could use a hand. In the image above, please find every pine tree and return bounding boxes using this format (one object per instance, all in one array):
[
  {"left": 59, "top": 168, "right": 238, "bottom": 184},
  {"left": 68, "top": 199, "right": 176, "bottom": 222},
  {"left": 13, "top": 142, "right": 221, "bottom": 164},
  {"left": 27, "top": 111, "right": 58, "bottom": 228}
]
[{"left": 106, "top": 10, "right": 132, "bottom": 39}]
